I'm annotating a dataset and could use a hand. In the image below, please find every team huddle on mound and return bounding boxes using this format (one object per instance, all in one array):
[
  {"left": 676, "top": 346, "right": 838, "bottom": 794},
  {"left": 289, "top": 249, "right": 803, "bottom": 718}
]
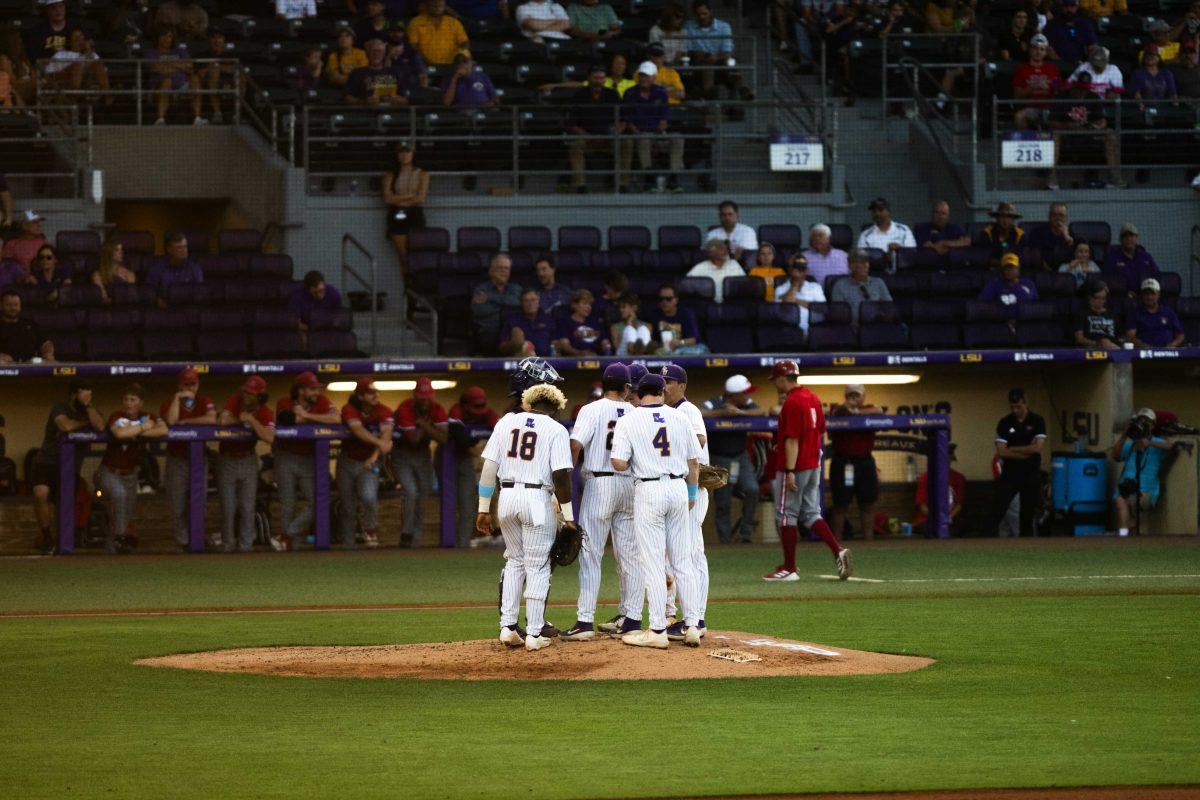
[{"left": 477, "top": 357, "right": 853, "bottom": 653}]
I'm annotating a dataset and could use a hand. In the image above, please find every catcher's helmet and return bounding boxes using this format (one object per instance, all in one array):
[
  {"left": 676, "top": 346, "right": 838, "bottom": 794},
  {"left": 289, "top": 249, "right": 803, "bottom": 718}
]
[{"left": 508, "top": 356, "right": 563, "bottom": 397}]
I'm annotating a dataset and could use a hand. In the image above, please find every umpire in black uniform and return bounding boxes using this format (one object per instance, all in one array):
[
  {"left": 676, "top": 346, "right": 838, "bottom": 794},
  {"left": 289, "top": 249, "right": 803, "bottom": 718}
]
[{"left": 989, "top": 387, "right": 1047, "bottom": 537}]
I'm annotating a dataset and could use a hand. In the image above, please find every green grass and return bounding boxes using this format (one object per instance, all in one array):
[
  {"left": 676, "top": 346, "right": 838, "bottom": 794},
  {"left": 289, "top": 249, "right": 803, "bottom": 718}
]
[{"left": 2, "top": 540, "right": 1198, "bottom": 799}]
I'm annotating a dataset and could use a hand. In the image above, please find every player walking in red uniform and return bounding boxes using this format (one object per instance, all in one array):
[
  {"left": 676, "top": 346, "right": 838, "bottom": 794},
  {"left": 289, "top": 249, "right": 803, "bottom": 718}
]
[{"left": 763, "top": 360, "right": 852, "bottom": 582}]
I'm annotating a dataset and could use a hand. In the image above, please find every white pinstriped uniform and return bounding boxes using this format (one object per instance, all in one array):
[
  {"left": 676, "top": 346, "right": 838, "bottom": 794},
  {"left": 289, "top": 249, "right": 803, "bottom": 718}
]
[
  {"left": 571, "top": 397, "right": 640, "bottom": 623},
  {"left": 481, "top": 411, "right": 572, "bottom": 636},
  {"left": 611, "top": 403, "right": 702, "bottom": 631},
  {"left": 666, "top": 397, "right": 710, "bottom": 621}
]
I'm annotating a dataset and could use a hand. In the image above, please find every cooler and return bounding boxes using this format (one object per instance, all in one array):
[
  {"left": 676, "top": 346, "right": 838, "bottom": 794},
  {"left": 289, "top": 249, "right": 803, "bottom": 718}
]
[{"left": 1051, "top": 451, "right": 1108, "bottom": 535}]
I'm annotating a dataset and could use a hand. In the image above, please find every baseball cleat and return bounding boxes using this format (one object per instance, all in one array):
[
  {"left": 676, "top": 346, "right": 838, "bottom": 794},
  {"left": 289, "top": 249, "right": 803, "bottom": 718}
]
[
  {"left": 763, "top": 566, "right": 799, "bottom": 582},
  {"left": 665, "top": 620, "right": 688, "bottom": 641},
  {"left": 615, "top": 617, "right": 643, "bottom": 635},
  {"left": 499, "top": 626, "right": 524, "bottom": 648},
  {"left": 597, "top": 615, "right": 625, "bottom": 634},
  {"left": 684, "top": 626, "right": 701, "bottom": 648},
  {"left": 525, "top": 632, "right": 554, "bottom": 651},
  {"left": 269, "top": 534, "right": 290, "bottom": 552},
  {"left": 363, "top": 531, "right": 379, "bottom": 548},
  {"left": 622, "top": 629, "right": 669, "bottom": 649},
  {"left": 836, "top": 548, "right": 853, "bottom": 580},
  {"left": 561, "top": 621, "right": 595, "bottom": 641}
]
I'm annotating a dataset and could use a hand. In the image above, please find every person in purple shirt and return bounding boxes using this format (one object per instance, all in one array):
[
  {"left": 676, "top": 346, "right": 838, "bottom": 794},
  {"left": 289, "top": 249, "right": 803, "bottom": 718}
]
[
  {"left": 0, "top": 259, "right": 25, "bottom": 291},
  {"left": 620, "top": 62, "right": 673, "bottom": 191},
  {"left": 553, "top": 289, "right": 612, "bottom": 356},
  {"left": 647, "top": 282, "right": 707, "bottom": 354},
  {"left": 289, "top": 270, "right": 343, "bottom": 334},
  {"left": 532, "top": 256, "right": 572, "bottom": 314},
  {"left": 146, "top": 27, "right": 204, "bottom": 125},
  {"left": 1126, "top": 278, "right": 1185, "bottom": 348},
  {"left": 802, "top": 223, "right": 849, "bottom": 285},
  {"left": 146, "top": 232, "right": 204, "bottom": 308},
  {"left": 913, "top": 200, "right": 970, "bottom": 268},
  {"left": 1131, "top": 49, "right": 1178, "bottom": 101},
  {"left": 1103, "top": 223, "right": 1159, "bottom": 294},
  {"left": 28, "top": 245, "right": 71, "bottom": 305},
  {"left": 499, "top": 288, "right": 555, "bottom": 356},
  {"left": 1043, "top": 0, "right": 1097, "bottom": 66},
  {"left": 978, "top": 253, "right": 1038, "bottom": 318},
  {"left": 441, "top": 54, "right": 498, "bottom": 107}
]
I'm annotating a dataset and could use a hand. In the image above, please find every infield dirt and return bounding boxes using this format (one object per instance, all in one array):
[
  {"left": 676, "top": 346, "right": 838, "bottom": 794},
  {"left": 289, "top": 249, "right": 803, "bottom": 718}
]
[{"left": 136, "top": 630, "right": 934, "bottom": 680}]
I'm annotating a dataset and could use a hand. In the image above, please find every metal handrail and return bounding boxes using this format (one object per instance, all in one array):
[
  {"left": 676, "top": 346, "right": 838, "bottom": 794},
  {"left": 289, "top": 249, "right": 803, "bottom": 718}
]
[
  {"left": 0, "top": 105, "right": 87, "bottom": 198},
  {"left": 881, "top": 32, "right": 980, "bottom": 130},
  {"left": 341, "top": 233, "right": 378, "bottom": 355}
]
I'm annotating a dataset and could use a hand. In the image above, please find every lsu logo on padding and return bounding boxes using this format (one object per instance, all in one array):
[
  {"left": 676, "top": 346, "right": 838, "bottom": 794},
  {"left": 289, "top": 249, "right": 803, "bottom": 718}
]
[
  {"left": 1085, "top": 351, "right": 1108, "bottom": 360},
  {"left": 318, "top": 363, "right": 341, "bottom": 373},
  {"left": 705, "top": 358, "right": 729, "bottom": 367},
  {"left": 448, "top": 361, "right": 472, "bottom": 371},
  {"left": 53, "top": 366, "right": 76, "bottom": 376},
  {"left": 832, "top": 356, "right": 855, "bottom": 366},
  {"left": 959, "top": 353, "right": 982, "bottom": 363},
  {"left": 577, "top": 360, "right": 600, "bottom": 370}
]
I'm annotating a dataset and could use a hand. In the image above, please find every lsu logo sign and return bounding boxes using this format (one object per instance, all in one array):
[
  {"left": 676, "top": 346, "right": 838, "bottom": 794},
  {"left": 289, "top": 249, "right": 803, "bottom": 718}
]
[
  {"left": 53, "top": 366, "right": 77, "bottom": 376},
  {"left": 577, "top": 360, "right": 601, "bottom": 370},
  {"left": 448, "top": 361, "right": 472, "bottom": 371},
  {"left": 1085, "top": 351, "right": 1108, "bottom": 361},
  {"left": 959, "top": 353, "right": 982, "bottom": 363},
  {"left": 832, "top": 356, "right": 855, "bottom": 366},
  {"left": 317, "top": 363, "right": 341, "bottom": 373},
  {"left": 188, "top": 364, "right": 210, "bottom": 373},
  {"left": 705, "top": 358, "right": 729, "bottom": 368}
]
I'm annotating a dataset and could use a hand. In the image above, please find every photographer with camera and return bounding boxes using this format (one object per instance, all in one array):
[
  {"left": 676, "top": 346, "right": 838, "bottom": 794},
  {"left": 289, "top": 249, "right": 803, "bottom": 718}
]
[{"left": 1109, "top": 408, "right": 1173, "bottom": 537}]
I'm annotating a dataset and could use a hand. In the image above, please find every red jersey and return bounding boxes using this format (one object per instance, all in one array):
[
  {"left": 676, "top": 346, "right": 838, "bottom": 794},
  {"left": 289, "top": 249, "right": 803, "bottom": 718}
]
[
  {"left": 102, "top": 410, "right": 157, "bottom": 473},
  {"left": 828, "top": 404, "right": 876, "bottom": 458},
  {"left": 776, "top": 386, "right": 825, "bottom": 472},
  {"left": 1013, "top": 62, "right": 1062, "bottom": 104},
  {"left": 159, "top": 395, "right": 214, "bottom": 459},
  {"left": 394, "top": 399, "right": 449, "bottom": 452},
  {"left": 276, "top": 394, "right": 334, "bottom": 455},
  {"left": 448, "top": 403, "right": 500, "bottom": 428},
  {"left": 914, "top": 468, "right": 966, "bottom": 527},
  {"left": 341, "top": 401, "right": 394, "bottom": 461},
  {"left": 220, "top": 395, "right": 275, "bottom": 458}
]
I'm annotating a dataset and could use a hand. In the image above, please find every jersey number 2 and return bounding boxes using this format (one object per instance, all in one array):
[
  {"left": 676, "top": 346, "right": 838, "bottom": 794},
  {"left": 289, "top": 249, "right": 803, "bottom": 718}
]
[
  {"left": 605, "top": 420, "right": 617, "bottom": 451},
  {"left": 652, "top": 427, "right": 671, "bottom": 456},
  {"left": 507, "top": 429, "right": 538, "bottom": 461}
]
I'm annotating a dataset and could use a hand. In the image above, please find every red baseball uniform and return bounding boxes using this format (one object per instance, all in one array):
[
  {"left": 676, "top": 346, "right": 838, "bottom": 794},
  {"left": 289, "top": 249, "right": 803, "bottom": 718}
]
[
  {"left": 776, "top": 386, "right": 825, "bottom": 472},
  {"left": 102, "top": 410, "right": 158, "bottom": 473},
  {"left": 220, "top": 396, "right": 275, "bottom": 458},
  {"left": 276, "top": 394, "right": 333, "bottom": 456},
  {"left": 341, "top": 402, "right": 394, "bottom": 461},
  {"left": 159, "top": 395, "right": 214, "bottom": 460}
]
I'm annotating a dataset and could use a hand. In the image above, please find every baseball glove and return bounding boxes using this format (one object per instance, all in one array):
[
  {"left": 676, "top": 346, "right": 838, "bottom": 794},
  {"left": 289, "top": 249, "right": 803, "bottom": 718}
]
[
  {"left": 698, "top": 464, "right": 730, "bottom": 490},
  {"left": 549, "top": 522, "right": 584, "bottom": 569}
]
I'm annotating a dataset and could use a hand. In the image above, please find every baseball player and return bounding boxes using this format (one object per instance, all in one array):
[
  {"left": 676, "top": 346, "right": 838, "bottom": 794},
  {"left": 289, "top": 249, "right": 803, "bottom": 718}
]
[
  {"left": 477, "top": 383, "right": 576, "bottom": 652},
  {"left": 764, "top": 360, "right": 852, "bottom": 582},
  {"left": 660, "top": 363, "right": 710, "bottom": 640},
  {"left": 564, "top": 363, "right": 641, "bottom": 641},
  {"left": 610, "top": 373, "right": 702, "bottom": 649}
]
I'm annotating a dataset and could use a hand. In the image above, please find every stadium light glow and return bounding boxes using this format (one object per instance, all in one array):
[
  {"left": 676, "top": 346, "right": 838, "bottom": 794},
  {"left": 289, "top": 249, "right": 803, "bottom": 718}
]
[
  {"left": 796, "top": 374, "right": 921, "bottom": 386},
  {"left": 326, "top": 380, "right": 459, "bottom": 392}
]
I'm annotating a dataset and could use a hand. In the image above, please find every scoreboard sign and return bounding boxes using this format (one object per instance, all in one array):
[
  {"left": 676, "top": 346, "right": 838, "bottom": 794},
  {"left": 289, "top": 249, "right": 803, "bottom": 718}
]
[
  {"left": 1001, "top": 131, "right": 1056, "bottom": 168},
  {"left": 770, "top": 134, "right": 825, "bottom": 172}
]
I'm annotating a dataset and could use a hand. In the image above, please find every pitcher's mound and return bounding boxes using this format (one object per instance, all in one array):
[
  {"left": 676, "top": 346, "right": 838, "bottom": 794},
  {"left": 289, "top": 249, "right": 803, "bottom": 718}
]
[{"left": 136, "top": 630, "right": 934, "bottom": 681}]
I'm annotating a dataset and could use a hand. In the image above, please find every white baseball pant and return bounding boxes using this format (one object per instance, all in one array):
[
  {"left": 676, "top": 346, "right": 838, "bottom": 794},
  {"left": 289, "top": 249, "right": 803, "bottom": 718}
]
[
  {"left": 497, "top": 488, "right": 556, "bottom": 636},
  {"left": 576, "top": 474, "right": 641, "bottom": 623},
  {"left": 666, "top": 487, "right": 709, "bottom": 621},
  {"left": 634, "top": 478, "right": 701, "bottom": 630}
]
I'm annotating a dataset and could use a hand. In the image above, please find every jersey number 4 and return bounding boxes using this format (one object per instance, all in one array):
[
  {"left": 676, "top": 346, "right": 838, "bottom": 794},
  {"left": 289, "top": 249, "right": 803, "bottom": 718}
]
[
  {"left": 652, "top": 427, "right": 671, "bottom": 457},
  {"left": 507, "top": 429, "right": 538, "bottom": 461}
]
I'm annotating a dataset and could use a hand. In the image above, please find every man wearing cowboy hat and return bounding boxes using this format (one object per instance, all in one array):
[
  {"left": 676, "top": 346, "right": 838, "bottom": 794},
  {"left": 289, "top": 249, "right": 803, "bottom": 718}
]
[{"left": 979, "top": 202, "right": 1025, "bottom": 269}]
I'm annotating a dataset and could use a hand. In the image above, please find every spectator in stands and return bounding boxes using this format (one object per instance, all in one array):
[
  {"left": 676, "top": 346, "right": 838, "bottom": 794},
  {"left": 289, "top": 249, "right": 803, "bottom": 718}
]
[
  {"left": 387, "top": 26, "right": 429, "bottom": 89},
  {"left": 393, "top": 376, "right": 449, "bottom": 548},
  {"left": 43, "top": 29, "right": 111, "bottom": 98},
  {"left": 160, "top": 367, "right": 216, "bottom": 551},
  {"left": 517, "top": 0, "right": 572, "bottom": 42},
  {"left": 979, "top": 202, "right": 1026, "bottom": 269},
  {"left": 704, "top": 199, "right": 757, "bottom": 262},
  {"left": 216, "top": 376, "right": 275, "bottom": 553},
  {"left": 345, "top": 38, "right": 413, "bottom": 105},
  {"left": 1176, "top": 44, "right": 1200, "bottom": 99},
  {"left": 749, "top": 243, "right": 784, "bottom": 301},
  {"left": 533, "top": 256, "right": 571, "bottom": 313},
  {"left": 1073, "top": 279, "right": 1121, "bottom": 349},
  {"left": 271, "top": 372, "right": 339, "bottom": 551},
  {"left": 650, "top": 3, "right": 688, "bottom": 65},
  {"left": 1131, "top": 48, "right": 1178, "bottom": 102},
  {"left": 568, "top": 0, "right": 622, "bottom": 41},
  {"left": 1058, "top": 240, "right": 1100, "bottom": 287},
  {"left": 604, "top": 52, "right": 634, "bottom": 96},
  {"left": 924, "top": 0, "right": 955, "bottom": 34},
  {"left": 649, "top": 282, "right": 707, "bottom": 354},
  {"left": 858, "top": 197, "right": 915, "bottom": 252},
  {"left": 1013, "top": 35, "right": 1062, "bottom": 129},
  {"left": 441, "top": 53, "right": 498, "bottom": 107},
  {"left": 338, "top": 379, "right": 393, "bottom": 549},
  {"left": 383, "top": 142, "right": 428, "bottom": 281},
  {"left": 610, "top": 292, "right": 651, "bottom": 356},
  {"left": 554, "top": 288, "right": 611, "bottom": 356},
  {"left": 619, "top": 62, "right": 683, "bottom": 193},
  {"left": 31, "top": 378, "right": 104, "bottom": 554},
  {"left": 1175, "top": 2, "right": 1200, "bottom": 53},
  {"left": 828, "top": 384, "right": 883, "bottom": 541},
  {"left": 154, "top": 0, "right": 208, "bottom": 41},
  {"left": 688, "top": 239, "right": 745, "bottom": 303},
  {"left": 98, "top": 384, "right": 167, "bottom": 554},
  {"left": 686, "top": 0, "right": 751, "bottom": 101},
  {"left": 566, "top": 66, "right": 621, "bottom": 193},
  {"left": 824, "top": 1, "right": 866, "bottom": 105},
  {"left": 0, "top": 289, "right": 53, "bottom": 363},
  {"left": 199, "top": 27, "right": 238, "bottom": 124},
  {"left": 470, "top": 253, "right": 520, "bottom": 354},
  {"left": 1104, "top": 223, "right": 1159, "bottom": 291},
  {"left": 1027, "top": 201, "right": 1074, "bottom": 269},
  {"left": 355, "top": 0, "right": 393, "bottom": 44},
  {"left": 0, "top": 259, "right": 23, "bottom": 290},
  {"left": 1045, "top": 79, "right": 1122, "bottom": 189},
  {"left": 147, "top": 26, "right": 204, "bottom": 126},
  {"left": 979, "top": 253, "right": 1039, "bottom": 319},
  {"left": 147, "top": 232, "right": 203, "bottom": 307},
  {"left": 408, "top": 0, "right": 469, "bottom": 65},
  {"left": 1079, "top": 0, "right": 1127, "bottom": 19},
  {"left": 298, "top": 45, "right": 323, "bottom": 90},
  {"left": 872, "top": 1, "right": 920, "bottom": 38},
  {"left": 1144, "top": 20, "right": 1180, "bottom": 64},
  {"left": 500, "top": 288, "right": 554, "bottom": 356},
  {"left": 775, "top": 253, "right": 825, "bottom": 333},
  {"left": 803, "top": 223, "right": 849, "bottom": 285},
  {"left": 831, "top": 249, "right": 892, "bottom": 325},
  {"left": 914, "top": 199, "right": 970, "bottom": 264},
  {"left": 25, "top": 0, "right": 81, "bottom": 64},
  {"left": 28, "top": 245, "right": 68, "bottom": 305},
  {"left": 594, "top": 269, "right": 629, "bottom": 328},
  {"left": 701, "top": 374, "right": 765, "bottom": 544},
  {"left": 647, "top": 42, "right": 685, "bottom": 104},
  {"left": 1126, "top": 278, "right": 1185, "bottom": 348},
  {"left": 290, "top": 270, "right": 343, "bottom": 340},
  {"left": 277, "top": 0, "right": 318, "bottom": 19},
  {"left": 326, "top": 28, "right": 367, "bottom": 88},
  {"left": 1043, "top": 0, "right": 1097, "bottom": 66},
  {"left": 997, "top": 9, "right": 1035, "bottom": 62},
  {"left": 0, "top": 42, "right": 34, "bottom": 108},
  {"left": 0, "top": 174, "right": 11, "bottom": 229},
  {"left": 2, "top": 210, "right": 48, "bottom": 272},
  {"left": 914, "top": 443, "right": 965, "bottom": 536},
  {"left": 1069, "top": 45, "right": 1123, "bottom": 98}
]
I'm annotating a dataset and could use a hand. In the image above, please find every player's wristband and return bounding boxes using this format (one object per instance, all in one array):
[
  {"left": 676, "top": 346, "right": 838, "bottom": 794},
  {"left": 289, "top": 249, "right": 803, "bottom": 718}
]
[
  {"left": 476, "top": 483, "right": 495, "bottom": 514},
  {"left": 560, "top": 503, "right": 574, "bottom": 523},
  {"left": 782, "top": 469, "right": 796, "bottom": 474},
  {"left": 687, "top": 484, "right": 698, "bottom": 502}
]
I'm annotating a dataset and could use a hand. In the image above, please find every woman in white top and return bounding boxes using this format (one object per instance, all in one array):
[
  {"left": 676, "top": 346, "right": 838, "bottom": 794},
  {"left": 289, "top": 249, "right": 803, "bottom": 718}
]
[
  {"left": 648, "top": 4, "right": 687, "bottom": 65},
  {"left": 1057, "top": 240, "right": 1100, "bottom": 287},
  {"left": 610, "top": 292, "right": 652, "bottom": 356},
  {"left": 774, "top": 254, "right": 826, "bottom": 332}
]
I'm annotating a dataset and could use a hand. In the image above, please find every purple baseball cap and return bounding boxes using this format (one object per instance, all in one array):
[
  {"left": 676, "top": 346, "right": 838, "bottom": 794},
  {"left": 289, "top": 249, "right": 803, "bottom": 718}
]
[
  {"left": 603, "top": 362, "right": 631, "bottom": 383},
  {"left": 638, "top": 373, "right": 666, "bottom": 393},
  {"left": 661, "top": 363, "right": 688, "bottom": 383},
  {"left": 627, "top": 363, "right": 648, "bottom": 385}
]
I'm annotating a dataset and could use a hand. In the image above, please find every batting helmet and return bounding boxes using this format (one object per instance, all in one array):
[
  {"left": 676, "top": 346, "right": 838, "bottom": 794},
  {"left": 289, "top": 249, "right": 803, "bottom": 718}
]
[
  {"left": 771, "top": 359, "right": 800, "bottom": 379},
  {"left": 508, "top": 356, "right": 563, "bottom": 398}
]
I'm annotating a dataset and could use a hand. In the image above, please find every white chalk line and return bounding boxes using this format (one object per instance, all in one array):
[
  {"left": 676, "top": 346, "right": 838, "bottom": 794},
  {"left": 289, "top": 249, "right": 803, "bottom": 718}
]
[{"left": 819, "top": 573, "right": 1200, "bottom": 584}]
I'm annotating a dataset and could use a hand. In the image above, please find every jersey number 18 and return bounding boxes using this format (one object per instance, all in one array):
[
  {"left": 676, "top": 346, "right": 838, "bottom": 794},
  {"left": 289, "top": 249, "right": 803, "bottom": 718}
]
[{"left": 507, "top": 429, "right": 538, "bottom": 461}]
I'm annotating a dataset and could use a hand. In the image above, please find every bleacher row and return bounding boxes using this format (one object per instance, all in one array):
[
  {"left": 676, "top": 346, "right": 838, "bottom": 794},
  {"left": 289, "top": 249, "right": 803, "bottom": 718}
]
[
  {"left": 404, "top": 222, "right": 1199, "bottom": 352},
  {"left": 8, "top": 227, "right": 362, "bottom": 362}
]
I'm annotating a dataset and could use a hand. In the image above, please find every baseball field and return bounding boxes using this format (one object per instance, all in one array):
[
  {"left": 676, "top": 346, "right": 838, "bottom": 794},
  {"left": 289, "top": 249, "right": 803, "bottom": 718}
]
[{"left": 3, "top": 537, "right": 1198, "bottom": 800}]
